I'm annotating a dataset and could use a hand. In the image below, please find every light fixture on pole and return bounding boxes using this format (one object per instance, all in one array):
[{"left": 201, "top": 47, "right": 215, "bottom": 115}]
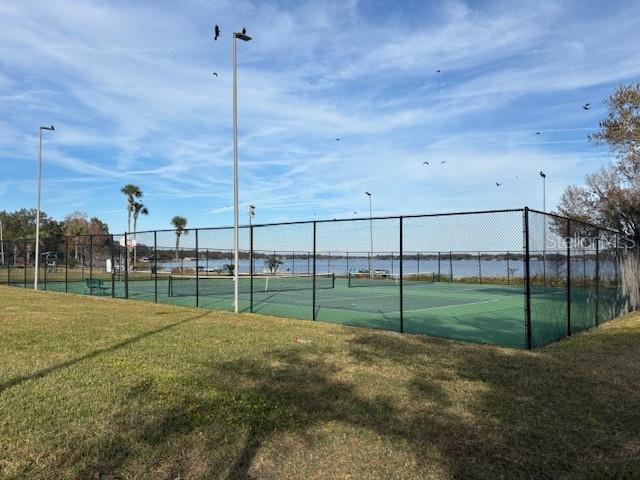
[
  {"left": 248, "top": 204, "right": 255, "bottom": 226},
  {"left": 35, "top": 125, "right": 55, "bottom": 290},
  {"left": 365, "top": 192, "right": 373, "bottom": 274},
  {"left": 232, "top": 28, "right": 251, "bottom": 313},
  {"left": 539, "top": 171, "right": 547, "bottom": 286}
]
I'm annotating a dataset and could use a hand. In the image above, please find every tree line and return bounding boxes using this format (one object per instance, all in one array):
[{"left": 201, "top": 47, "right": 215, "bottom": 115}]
[
  {"left": 0, "top": 209, "right": 108, "bottom": 243},
  {"left": 0, "top": 209, "right": 109, "bottom": 266}
]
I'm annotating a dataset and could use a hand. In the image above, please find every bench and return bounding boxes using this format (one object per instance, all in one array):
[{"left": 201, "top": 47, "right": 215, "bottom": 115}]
[{"left": 86, "top": 278, "right": 111, "bottom": 296}]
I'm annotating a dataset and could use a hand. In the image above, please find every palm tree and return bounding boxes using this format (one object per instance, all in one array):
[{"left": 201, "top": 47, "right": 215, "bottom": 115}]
[
  {"left": 121, "top": 184, "right": 142, "bottom": 270},
  {"left": 120, "top": 184, "right": 142, "bottom": 233},
  {"left": 265, "top": 254, "right": 283, "bottom": 274},
  {"left": 171, "top": 216, "right": 188, "bottom": 266},
  {"left": 132, "top": 201, "right": 148, "bottom": 266}
]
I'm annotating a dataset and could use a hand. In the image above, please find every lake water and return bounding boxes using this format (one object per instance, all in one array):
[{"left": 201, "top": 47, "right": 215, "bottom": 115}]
[{"left": 156, "top": 255, "right": 616, "bottom": 280}]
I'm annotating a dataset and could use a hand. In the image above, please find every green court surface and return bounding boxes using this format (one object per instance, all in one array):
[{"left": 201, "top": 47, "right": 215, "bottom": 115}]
[
  {"left": 5, "top": 267, "right": 622, "bottom": 349},
  {"left": 33, "top": 276, "right": 532, "bottom": 347}
]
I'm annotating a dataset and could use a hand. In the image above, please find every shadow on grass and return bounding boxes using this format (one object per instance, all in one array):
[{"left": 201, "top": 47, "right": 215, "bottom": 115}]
[
  {"left": 46, "top": 323, "right": 640, "bottom": 478},
  {"left": 0, "top": 312, "right": 211, "bottom": 394}
]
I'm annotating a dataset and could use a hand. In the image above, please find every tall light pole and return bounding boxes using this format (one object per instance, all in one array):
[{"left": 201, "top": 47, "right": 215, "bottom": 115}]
[
  {"left": 35, "top": 125, "right": 55, "bottom": 290},
  {"left": 365, "top": 192, "right": 373, "bottom": 274},
  {"left": 232, "top": 29, "right": 251, "bottom": 313}
]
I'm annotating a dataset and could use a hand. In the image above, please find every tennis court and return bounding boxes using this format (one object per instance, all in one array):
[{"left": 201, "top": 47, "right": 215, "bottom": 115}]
[
  {"left": 44, "top": 273, "right": 531, "bottom": 347},
  {"left": 32, "top": 268, "right": 615, "bottom": 349},
  {"left": 2, "top": 207, "right": 630, "bottom": 349}
]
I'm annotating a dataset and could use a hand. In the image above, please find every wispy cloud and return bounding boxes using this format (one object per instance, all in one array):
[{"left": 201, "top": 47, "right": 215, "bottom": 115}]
[{"left": 0, "top": 0, "right": 638, "bottom": 233}]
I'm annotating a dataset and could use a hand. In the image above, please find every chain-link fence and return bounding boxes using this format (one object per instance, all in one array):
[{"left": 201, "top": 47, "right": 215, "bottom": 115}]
[{"left": 2, "top": 208, "right": 636, "bottom": 349}]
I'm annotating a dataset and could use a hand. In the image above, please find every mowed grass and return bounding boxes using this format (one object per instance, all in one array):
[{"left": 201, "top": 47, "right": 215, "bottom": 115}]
[{"left": 1, "top": 287, "right": 639, "bottom": 479}]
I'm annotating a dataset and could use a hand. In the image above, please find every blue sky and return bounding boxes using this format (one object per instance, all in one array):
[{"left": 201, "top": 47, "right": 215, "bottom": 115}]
[{"left": 1, "top": 0, "right": 639, "bottom": 235}]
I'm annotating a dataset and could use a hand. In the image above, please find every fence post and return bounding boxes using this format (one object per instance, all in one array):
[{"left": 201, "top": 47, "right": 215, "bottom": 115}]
[
  {"left": 524, "top": 208, "right": 532, "bottom": 349},
  {"left": 614, "top": 234, "right": 619, "bottom": 317},
  {"left": 81, "top": 240, "right": 85, "bottom": 282},
  {"left": 595, "top": 235, "right": 600, "bottom": 327},
  {"left": 506, "top": 251, "right": 511, "bottom": 285},
  {"left": 108, "top": 235, "right": 114, "bottom": 297},
  {"left": 566, "top": 219, "right": 571, "bottom": 336},
  {"left": 89, "top": 235, "right": 93, "bottom": 295},
  {"left": 65, "top": 238, "right": 69, "bottom": 293},
  {"left": 4, "top": 241, "right": 8, "bottom": 285},
  {"left": 417, "top": 251, "right": 420, "bottom": 274},
  {"left": 250, "top": 226, "right": 254, "bottom": 313},
  {"left": 195, "top": 229, "right": 199, "bottom": 308},
  {"left": 449, "top": 251, "right": 453, "bottom": 282},
  {"left": 43, "top": 240, "right": 47, "bottom": 290},
  {"left": 153, "top": 231, "right": 158, "bottom": 303},
  {"left": 478, "top": 252, "right": 482, "bottom": 284},
  {"left": 124, "top": 232, "right": 129, "bottom": 299},
  {"left": 346, "top": 251, "right": 349, "bottom": 275},
  {"left": 438, "top": 251, "right": 441, "bottom": 279},
  {"left": 543, "top": 247, "right": 547, "bottom": 288},
  {"left": 312, "top": 221, "right": 317, "bottom": 320},
  {"left": 23, "top": 241, "right": 27, "bottom": 288},
  {"left": 6, "top": 242, "right": 10, "bottom": 286},
  {"left": 399, "top": 217, "right": 404, "bottom": 333}
]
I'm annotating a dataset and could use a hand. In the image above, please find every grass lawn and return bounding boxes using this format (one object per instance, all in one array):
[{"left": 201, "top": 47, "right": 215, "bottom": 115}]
[{"left": 1, "top": 286, "right": 639, "bottom": 479}]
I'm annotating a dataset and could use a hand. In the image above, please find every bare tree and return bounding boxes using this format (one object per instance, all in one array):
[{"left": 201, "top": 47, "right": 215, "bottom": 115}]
[
  {"left": 590, "top": 82, "right": 640, "bottom": 181},
  {"left": 557, "top": 83, "right": 640, "bottom": 243}
]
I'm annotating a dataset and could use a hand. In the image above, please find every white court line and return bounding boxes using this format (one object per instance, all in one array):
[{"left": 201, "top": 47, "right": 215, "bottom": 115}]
[
  {"left": 410, "top": 284, "right": 521, "bottom": 294},
  {"left": 289, "top": 294, "right": 503, "bottom": 313},
  {"left": 288, "top": 297, "right": 501, "bottom": 314},
  {"left": 288, "top": 292, "right": 402, "bottom": 305},
  {"left": 253, "top": 284, "right": 519, "bottom": 310},
  {"left": 388, "top": 298, "right": 502, "bottom": 315}
]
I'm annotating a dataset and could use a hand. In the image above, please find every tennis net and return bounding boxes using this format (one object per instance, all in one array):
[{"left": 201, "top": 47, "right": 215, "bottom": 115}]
[
  {"left": 348, "top": 272, "right": 434, "bottom": 288},
  {"left": 168, "top": 273, "right": 335, "bottom": 297}
]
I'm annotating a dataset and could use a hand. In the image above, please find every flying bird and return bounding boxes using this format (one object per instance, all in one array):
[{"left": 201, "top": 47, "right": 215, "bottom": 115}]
[
  {"left": 535, "top": 131, "right": 541, "bottom": 135},
  {"left": 214, "top": 25, "right": 220, "bottom": 41},
  {"left": 242, "top": 27, "right": 247, "bottom": 35},
  {"left": 496, "top": 182, "right": 502, "bottom": 187},
  {"left": 436, "top": 68, "right": 441, "bottom": 73},
  {"left": 583, "top": 103, "right": 591, "bottom": 110},
  {"left": 423, "top": 161, "right": 429, "bottom": 165},
  {"left": 440, "top": 161, "right": 446, "bottom": 164},
  {"left": 353, "top": 211, "right": 358, "bottom": 214},
  {"left": 212, "top": 72, "right": 218, "bottom": 77},
  {"left": 335, "top": 138, "right": 340, "bottom": 141}
]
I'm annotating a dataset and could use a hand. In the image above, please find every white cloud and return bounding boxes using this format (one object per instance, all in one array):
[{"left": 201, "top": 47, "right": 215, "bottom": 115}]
[{"left": 0, "top": 0, "right": 638, "bottom": 233}]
